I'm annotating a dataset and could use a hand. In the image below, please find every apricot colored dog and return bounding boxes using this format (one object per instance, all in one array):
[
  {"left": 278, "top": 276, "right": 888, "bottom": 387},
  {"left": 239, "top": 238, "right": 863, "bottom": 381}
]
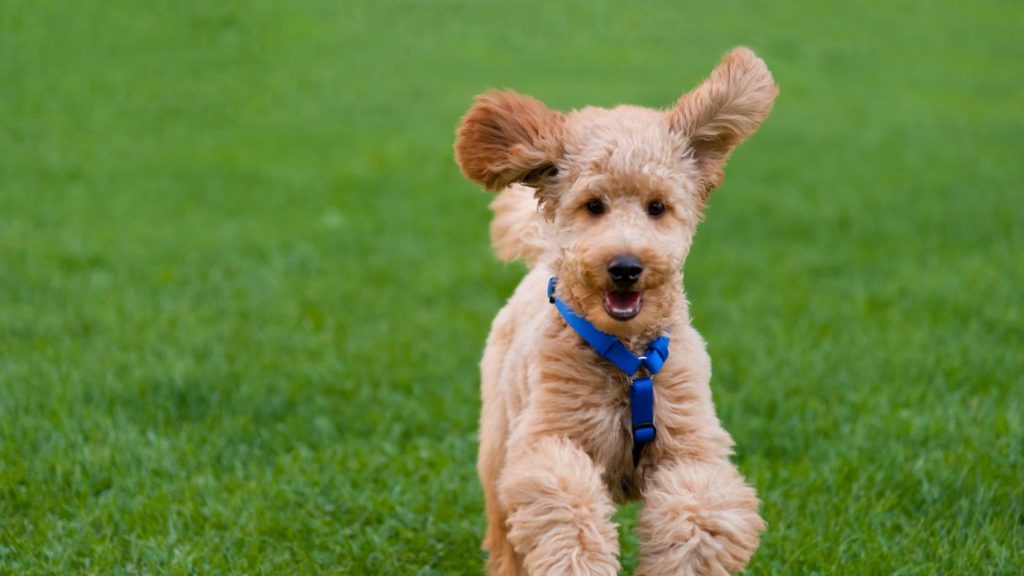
[{"left": 454, "top": 48, "right": 778, "bottom": 576}]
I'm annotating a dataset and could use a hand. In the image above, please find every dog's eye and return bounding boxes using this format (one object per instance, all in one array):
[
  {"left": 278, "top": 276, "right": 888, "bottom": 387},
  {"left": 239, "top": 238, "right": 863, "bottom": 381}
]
[
  {"left": 647, "top": 201, "right": 666, "bottom": 217},
  {"left": 586, "top": 200, "right": 605, "bottom": 215}
]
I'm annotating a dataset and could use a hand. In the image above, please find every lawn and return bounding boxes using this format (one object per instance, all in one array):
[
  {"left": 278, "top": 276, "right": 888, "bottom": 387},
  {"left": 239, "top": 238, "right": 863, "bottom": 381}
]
[{"left": 2, "top": 0, "right": 1022, "bottom": 574}]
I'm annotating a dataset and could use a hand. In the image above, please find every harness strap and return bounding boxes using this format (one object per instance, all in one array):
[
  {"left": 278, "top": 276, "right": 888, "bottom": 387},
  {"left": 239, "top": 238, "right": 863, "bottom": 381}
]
[{"left": 547, "top": 277, "right": 670, "bottom": 466}]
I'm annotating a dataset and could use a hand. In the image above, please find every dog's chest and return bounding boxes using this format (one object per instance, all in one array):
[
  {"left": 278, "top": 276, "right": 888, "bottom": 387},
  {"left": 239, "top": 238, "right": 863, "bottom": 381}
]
[{"left": 544, "top": 361, "right": 637, "bottom": 490}]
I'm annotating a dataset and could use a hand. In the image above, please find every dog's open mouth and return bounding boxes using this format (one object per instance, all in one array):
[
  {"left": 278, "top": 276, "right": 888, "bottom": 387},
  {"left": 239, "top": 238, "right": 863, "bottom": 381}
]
[{"left": 603, "top": 290, "right": 643, "bottom": 321}]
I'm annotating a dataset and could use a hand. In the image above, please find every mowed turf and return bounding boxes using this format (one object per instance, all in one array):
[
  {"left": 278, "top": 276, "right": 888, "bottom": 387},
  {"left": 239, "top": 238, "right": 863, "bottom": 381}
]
[{"left": 2, "top": 1, "right": 1022, "bottom": 574}]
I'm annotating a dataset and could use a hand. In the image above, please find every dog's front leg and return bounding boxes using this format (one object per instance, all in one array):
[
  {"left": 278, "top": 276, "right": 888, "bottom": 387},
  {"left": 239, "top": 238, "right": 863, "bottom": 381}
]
[
  {"left": 635, "top": 458, "right": 764, "bottom": 576},
  {"left": 497, "top": 436, "right": 620, "bottom": 576}
]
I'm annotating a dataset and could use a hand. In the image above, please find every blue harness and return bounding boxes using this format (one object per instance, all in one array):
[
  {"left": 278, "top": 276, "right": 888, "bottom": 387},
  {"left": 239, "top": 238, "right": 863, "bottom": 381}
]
[{"left": 547, "top": 277, "right": 670, "bottom": 466}]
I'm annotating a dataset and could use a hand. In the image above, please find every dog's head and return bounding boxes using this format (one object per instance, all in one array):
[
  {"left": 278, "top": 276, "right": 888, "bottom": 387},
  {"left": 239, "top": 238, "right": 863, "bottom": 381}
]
[{"left": 455, "top": 48, "right": 777, "bottom": 336}]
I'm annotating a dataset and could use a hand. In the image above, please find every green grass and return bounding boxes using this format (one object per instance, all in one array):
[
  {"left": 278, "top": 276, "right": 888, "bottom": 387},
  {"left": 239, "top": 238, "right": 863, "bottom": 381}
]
[{"left": 2, "top": 0, "right": 1022, "bottom": 574}]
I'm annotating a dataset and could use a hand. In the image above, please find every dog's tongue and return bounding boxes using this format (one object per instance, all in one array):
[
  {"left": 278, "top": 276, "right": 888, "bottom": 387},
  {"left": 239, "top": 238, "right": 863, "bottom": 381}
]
[
  {"left": 607, "top": 290, "right": 640, "bottom": 309},
  {"left": 604, "top": 290, "right": 642, "bottom": 320}
]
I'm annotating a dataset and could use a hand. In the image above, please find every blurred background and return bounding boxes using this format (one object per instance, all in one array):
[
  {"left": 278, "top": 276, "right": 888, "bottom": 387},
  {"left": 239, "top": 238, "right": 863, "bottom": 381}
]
[{"left": 2, "top": 1, "right": 1022, "bottom": 574}]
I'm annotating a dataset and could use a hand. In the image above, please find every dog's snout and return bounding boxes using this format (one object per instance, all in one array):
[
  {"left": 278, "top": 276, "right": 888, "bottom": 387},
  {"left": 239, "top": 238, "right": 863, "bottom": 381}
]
[{"left": 608, "top": 255, "right": 643, "bottom": 287}]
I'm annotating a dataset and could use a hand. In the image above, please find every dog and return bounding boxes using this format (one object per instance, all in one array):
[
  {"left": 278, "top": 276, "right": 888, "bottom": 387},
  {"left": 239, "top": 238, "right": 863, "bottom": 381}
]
[{"left": 453, "top": 47, "right": 778, "bottom": 576}]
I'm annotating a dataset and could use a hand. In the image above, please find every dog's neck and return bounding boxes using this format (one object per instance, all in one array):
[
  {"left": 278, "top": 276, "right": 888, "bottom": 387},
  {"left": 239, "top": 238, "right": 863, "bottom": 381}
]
[{"left": 620, "top": 297, "right": 689, "bottom": 354}]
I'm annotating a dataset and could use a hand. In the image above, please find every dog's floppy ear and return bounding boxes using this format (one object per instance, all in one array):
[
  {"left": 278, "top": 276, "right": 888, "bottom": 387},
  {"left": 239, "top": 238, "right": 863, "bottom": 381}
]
[
  {"left": 454, "top": 90, "right": 564, "bottom": 191},
  {"left": 669, "top": 48, "right": 778, "bottom": 196}
]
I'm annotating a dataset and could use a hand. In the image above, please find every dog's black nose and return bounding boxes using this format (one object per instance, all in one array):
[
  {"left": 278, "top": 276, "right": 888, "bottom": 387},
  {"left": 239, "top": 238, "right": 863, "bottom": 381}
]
[{"left": 608, "top": 255, "right": 643, "bottom": 287}]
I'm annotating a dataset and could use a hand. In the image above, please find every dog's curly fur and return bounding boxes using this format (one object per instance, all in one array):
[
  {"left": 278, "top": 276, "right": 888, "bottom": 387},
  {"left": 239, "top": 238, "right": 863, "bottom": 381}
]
[{"left": 454, "top": 48, "right": 778, "bottom": 576}]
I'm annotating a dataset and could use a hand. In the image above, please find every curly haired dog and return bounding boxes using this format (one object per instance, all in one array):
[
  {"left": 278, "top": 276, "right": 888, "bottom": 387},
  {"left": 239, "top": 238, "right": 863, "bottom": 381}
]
[{"left": 454, "top": 48, "right": 778, "bottom": 576}]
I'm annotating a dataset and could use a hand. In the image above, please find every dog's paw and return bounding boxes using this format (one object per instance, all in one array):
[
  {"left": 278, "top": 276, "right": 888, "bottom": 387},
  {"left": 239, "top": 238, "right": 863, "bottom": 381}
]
[{"left": 636, "top": 461, "right": 765, "bottom": 576}]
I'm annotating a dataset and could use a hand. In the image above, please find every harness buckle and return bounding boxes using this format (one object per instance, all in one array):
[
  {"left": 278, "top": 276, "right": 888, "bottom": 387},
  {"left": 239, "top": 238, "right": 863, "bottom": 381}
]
[
  {"left": 631, "top": 423, "right": 657, "bottom": 466},
  {"left": 632, "top": 422, "right": 657, "bottom": 442}
]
